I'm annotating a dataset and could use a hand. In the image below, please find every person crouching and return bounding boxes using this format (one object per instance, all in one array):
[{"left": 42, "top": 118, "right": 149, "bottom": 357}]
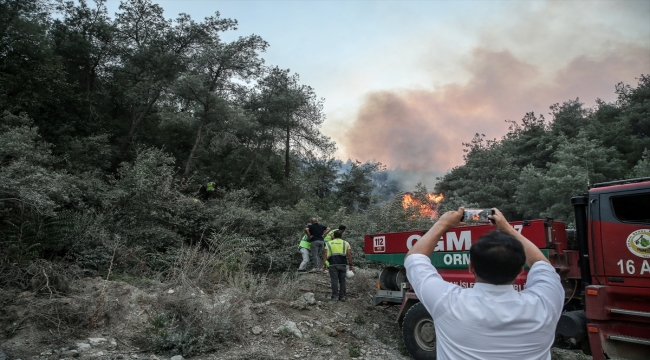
[{"left": 322, "top": 230, "right": 354, "bottom": 301}]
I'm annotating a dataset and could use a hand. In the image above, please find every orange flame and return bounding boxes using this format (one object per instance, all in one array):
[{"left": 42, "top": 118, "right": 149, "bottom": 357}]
[{"left": 402, "top": 193, "right": 444, "bottom": 218}]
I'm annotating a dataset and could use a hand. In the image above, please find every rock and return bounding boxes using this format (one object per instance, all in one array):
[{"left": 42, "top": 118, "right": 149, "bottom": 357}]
[
  {"left": 167, "top": 289, "right": 174, "bottom": 294},
  {"left": 324, "top": 326, "right": 338, "bottom": 337},
  {"left": 88, "top": 337, "right": 107, "bottom": 345},
  {"left": 372, "top": 323, "right": 380, "bottom": 330},
  {"left": 252, "top": 326, "right": 263, "bottom": 335},
  {"left": 302, "top": 292, "right": 316, "bottom": 305},
  {"left": 280, "top": 320, "right": 303, "bottom": 338},
  {"left": 131, "top": 355, "right": 139, "bottom": 359},
  {"left": 170, "top": 356, "right": 184, "bottom": 360},
  {"left": 97, "top": 351, "right": 104, "bottom": 356},
  {"left": 150, "top": 356, "right": 159, "bottom": 360},
  {"left": 116, "top": 355, "right": 125, "bottom": 359},
  {"left": 39, "top": 350, "right": 52, "bottom": 356},
  {"left": 336, "top": 327, "right": 344, "bottom": 333},
  {"left": 76, "top": 343, "right": 91, "bottom": 352}
]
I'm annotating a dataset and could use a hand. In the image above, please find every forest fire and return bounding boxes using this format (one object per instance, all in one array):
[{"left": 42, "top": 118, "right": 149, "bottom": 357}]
[{"left": 402, "top": 193, "right": 444, "bottom": 218}]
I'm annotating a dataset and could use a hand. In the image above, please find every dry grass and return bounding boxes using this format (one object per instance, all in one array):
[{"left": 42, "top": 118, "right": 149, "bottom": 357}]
[
  {"left": 226, "top": 270, "right": 300, "bottom": 302},
  {"left": 167, "top": 231, "right": 300, "bottom": 302}
]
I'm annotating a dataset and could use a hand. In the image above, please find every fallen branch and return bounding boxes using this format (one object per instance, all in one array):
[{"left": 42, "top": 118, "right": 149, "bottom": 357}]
[{"left": 89, "top": 240, "right": 118, "bottom": 328}]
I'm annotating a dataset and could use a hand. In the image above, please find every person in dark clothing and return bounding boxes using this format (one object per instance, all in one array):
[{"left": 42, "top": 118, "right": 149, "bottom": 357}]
[
  {"left": 305, "top": 218, "right": 330, "bottom": 271},
  {"left": 199, "top": 179, "right": 216, "bottom": 200}
]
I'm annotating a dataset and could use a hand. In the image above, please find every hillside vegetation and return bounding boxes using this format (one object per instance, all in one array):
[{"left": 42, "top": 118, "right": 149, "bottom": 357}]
[{"left": 0, "top": 0, "right": 647, "bottom": 356}]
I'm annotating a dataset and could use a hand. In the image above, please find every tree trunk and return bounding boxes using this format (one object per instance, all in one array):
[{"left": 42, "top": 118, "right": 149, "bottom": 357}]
[
  {"left": 240, "top": 140, "right": 263, "bottom": 186},
  {"left": 111, "top": 89, "right": 162, "bottom": 171},
  {"left": 184, "top": 105, "right": 208, "bottom": 177},
  {"left": 284, "top": 126, "right": 290, "bottom": 180}
]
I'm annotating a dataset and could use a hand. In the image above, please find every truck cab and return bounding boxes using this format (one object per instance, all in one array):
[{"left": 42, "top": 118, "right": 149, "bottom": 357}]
[{"left": 577, "top": 179, "right": 650, "bottom": 359}]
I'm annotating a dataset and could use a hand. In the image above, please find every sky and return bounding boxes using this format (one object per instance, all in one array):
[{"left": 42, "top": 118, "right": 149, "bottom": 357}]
[{"left": 104, "top": 0, "right": 650, "bottom": 189}]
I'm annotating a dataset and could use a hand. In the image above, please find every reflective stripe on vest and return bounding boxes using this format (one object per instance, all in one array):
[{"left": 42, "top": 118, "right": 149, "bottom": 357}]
[
  {"left": 326, "top": 239, "right": 348, "bottom": 265},
  {"left": 206, "top": 182, "right": 215, "bottom": 192}
]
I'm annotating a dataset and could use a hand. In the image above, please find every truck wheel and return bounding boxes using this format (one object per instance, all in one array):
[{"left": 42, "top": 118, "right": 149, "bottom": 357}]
[{"left": 402, "top": 302, "right": 436, "bottom": 360}]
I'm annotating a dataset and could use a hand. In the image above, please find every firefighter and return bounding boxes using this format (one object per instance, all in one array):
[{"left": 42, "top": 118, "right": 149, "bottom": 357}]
[
  {"left": 324, "top": 225, "right": 346, "bottom": 242},
  {"left": 199, "top": 179, "right": 216, "bottom": 200},
  {"left": 297, "top": 224, "right": 311, "bottom": 272},
  {"left": 321, "top": 230, "right": 354, "bottom": 301}
]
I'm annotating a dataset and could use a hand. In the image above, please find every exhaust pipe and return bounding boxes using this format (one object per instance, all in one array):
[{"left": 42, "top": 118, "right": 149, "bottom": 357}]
[{"left": 571, "top": 195, "right": 591, "bottom": 289}]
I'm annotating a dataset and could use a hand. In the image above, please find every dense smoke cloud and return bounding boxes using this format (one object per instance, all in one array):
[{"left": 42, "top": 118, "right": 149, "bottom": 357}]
[{"left": 342, "top": 45, "right": 650, "bottom": 179}]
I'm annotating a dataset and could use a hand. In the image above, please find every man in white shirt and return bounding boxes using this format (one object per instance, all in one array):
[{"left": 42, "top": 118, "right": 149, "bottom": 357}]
[{"left": 404, "top": 208, "right": 564, "bottom": 360}]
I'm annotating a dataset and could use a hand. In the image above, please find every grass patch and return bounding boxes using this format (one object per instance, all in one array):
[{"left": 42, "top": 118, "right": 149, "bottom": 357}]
[
  {"left": 312, "top": 335, "right": 327, "bottom": 346},
  {"left": 349, "top": 345, "right": 361, "bottom": 358},
  {"left": 277, "top": 326, "right": 294, "bottom": 339}
]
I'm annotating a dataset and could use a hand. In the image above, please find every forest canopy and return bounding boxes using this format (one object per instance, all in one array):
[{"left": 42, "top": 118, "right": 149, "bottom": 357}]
[
  {"left": 435, "top": 76, "right": 650, "bottom": 224},
  {"left": 1, "top": 0, "right": 648, "bottom": 278}
]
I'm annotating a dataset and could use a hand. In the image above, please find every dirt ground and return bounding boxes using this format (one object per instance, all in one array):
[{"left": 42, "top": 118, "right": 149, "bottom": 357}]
[{"left": 0, "top": 268, "right": 591, "bottom": 360}]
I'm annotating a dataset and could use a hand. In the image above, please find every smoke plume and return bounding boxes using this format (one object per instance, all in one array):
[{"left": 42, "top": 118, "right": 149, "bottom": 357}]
[{"left": 342, "top": 46, "right": 650, "bottom": 178}]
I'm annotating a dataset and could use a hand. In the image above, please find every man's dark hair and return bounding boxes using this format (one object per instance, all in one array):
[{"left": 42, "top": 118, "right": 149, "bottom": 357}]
[
  {"left": 469, "top": 230, "right": 525, "bottom": 285},
  {"left": 333, "top": 230, "right": 343, "bottom": 238},
  {"left": 338, "top": 225, "right": 347, "bottom": 231}
]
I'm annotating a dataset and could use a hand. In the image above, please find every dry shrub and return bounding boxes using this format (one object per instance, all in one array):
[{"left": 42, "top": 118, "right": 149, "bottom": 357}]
[
  {"left": 25, "top": 295, "right": 92, "bottom": 340},
  {"left": 167, "top": 243, "right": 225, "bottom": 289},
  {"left": 226, "top": 270, "right": 300, "bottom": 302},
  {"left": 0, "top": 259, "right": 79, "bottom": 293},
  {"left": 351, "top": 267, "right": 380, "bottom": 296},
  {"left": 144, "top": 292, "right": 244, "bottom": 356},
  {"left": 167, "top": 231, "right": 260, "bottom": 288},
  {"left": 166, "top": 231, "right": 299, "bottom": 302}
]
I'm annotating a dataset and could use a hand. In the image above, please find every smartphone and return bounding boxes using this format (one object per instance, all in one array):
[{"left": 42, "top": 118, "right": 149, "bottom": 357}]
[{"left": 462, "top": 208, "right": 495, "bottom": 224}]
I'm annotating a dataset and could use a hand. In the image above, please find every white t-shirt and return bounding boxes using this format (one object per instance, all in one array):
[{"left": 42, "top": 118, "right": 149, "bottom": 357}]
[{"left": 404, "top": 254, "right": 564, "bottom": 360}]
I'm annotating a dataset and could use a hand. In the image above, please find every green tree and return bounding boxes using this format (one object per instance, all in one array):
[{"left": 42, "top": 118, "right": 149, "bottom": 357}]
[
  {"left": 630, "top": 149, "right": 650, "bottom": 178},
  {"left": 515, "top": 131, "right": 625, "bottom": 222},
  {"left": 335, "top": 160, "right": 381, "bottom": 212},
  {"left": 435, "top": 134, "right": 521, "bottom": 219},
  {"left": 247, "top": 68, "right": 334, "bottom": 180},
  {"left": 176, "top": 32, "right": 268, "bottom": 177},
  {"left": 110, "top": 0, "right": 234, "bottom": 169}
]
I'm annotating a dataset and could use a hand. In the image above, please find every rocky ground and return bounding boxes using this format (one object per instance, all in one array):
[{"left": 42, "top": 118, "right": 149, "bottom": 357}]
[{"left": 0, "top": 267, "right": 590, "bottom": 360}]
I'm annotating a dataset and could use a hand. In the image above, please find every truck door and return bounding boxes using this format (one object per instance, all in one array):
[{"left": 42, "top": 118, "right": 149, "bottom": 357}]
[{"left": 598, "top": 189, "right": 650, "bottom": 287}]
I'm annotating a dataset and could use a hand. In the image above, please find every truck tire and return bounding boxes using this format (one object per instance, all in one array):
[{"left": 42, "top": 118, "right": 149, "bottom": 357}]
[{"left": 402, "top": 302, "right": 436, "bottom": 360}]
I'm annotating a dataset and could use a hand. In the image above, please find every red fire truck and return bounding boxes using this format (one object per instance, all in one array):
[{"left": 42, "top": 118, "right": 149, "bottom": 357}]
[{"left": 364, "top": 178, "right": 650, "bottom": 360}]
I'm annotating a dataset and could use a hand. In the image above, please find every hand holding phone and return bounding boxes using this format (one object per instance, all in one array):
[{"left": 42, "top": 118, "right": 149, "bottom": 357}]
[{"left": 461, "top": 208, "right": 495, "bottom": 224}]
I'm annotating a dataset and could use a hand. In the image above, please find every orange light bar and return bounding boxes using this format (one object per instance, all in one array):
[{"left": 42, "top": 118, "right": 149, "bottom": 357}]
[
  {"left": 587, "top": 326, "right": 599, "bottom": 333},
  {"left": 587, "top": 289, "right": 598, "bottom": 296},
  {"left": 377, "top": 282, "right": 381, "bottom": 290}
]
